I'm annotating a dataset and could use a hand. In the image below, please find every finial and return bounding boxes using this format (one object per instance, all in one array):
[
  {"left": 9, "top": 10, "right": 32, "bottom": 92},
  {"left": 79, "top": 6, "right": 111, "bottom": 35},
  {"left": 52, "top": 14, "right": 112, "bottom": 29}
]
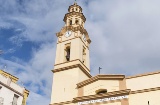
[{"left": 74, "top": 0, "right": 77, "bottom": 5}]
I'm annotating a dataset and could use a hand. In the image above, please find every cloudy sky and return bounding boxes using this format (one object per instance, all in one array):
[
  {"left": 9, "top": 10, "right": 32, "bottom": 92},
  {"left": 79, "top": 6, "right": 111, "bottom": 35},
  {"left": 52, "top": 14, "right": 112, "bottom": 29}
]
[{"left": 0, "top": 0, "right": 160, "bottom": 105}]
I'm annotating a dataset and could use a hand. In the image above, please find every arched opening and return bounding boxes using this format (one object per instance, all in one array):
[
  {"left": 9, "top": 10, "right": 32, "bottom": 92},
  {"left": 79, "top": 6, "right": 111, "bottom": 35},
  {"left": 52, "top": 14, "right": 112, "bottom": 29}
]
[
  {"left": 82, "top": 47, "right": 86, "bottom": 64},
  {"left": 95, "top": 89, "right": 107, "bottom": 94},
  {"left": 70, "top": 20, "right": 72, "bottom": 25},
  {"left": 75, "top": 20, "right": 79, "bottom": 25},
  {"left": 66, "top": 47, "right": 70, "bottom": 61}
]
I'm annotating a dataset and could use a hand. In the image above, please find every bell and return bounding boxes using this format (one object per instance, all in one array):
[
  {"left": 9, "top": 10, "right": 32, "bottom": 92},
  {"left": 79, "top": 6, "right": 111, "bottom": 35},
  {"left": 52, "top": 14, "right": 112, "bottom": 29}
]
[{"left": 66, "top": 54, "right": 70, "bottom": 61}]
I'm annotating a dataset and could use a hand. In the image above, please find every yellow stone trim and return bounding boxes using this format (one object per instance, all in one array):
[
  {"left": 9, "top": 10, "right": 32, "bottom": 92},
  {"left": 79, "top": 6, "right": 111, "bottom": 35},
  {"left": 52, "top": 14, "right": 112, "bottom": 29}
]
[
  {"left": 77, "top": 74, "right": 125, "bottom": 88},
  {"left": 126, "top": 70, "right": 160, "bottom": 79},
  {"left": 22, "top": 89, "right": 29, "bottom": 105},
  {"left": 0, "top": 70, "right": 19, "bottom": 83},
  {"left": 53, "top": 59, "right": 91, "bottom": 78},
  {"left": 56, "top": 26, "right": 91, "bottom": 44}
]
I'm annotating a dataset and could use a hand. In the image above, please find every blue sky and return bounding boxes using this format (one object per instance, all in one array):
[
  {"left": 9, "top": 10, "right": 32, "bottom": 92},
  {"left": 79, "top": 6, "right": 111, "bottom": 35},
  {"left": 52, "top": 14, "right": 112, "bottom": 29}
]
[{"left": 1, "top": 0, "right": 160, "bottom": 105}]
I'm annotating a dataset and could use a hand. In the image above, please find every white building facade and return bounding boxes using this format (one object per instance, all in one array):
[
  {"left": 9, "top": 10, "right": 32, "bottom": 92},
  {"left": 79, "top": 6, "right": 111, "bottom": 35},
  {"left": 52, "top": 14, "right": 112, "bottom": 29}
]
[{"left": 0, "top": 70, "right": 29, "bottom": 105}]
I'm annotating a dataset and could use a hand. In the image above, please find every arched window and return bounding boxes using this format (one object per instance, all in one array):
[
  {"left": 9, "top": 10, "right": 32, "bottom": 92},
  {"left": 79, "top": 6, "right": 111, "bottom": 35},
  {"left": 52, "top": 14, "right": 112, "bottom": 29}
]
[
  {"left": 70, "top": 20, "right": 72, "bottom": 25},
  {"left": 72, "top": 8, "right": 74, "bottom": 12},
  {"left": 64, "top": 43, "right": 71, "bottom": 62},
  {"left": 66, "top": 47, "right": 70, "bottom": 61},
  {"left": 75, "top": 20, "right": 79, "bottom": 25}
]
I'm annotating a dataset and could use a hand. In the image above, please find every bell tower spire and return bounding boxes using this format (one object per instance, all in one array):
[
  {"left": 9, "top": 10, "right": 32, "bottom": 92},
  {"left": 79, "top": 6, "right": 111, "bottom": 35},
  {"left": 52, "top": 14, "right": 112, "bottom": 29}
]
[{"left": 50, "top": 2, "right": 92, "bottom": 104}]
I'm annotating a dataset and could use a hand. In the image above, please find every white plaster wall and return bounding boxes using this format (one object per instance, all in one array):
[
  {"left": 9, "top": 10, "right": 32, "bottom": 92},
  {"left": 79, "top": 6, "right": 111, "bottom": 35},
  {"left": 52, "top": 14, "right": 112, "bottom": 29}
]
[
  {"left": 0, "top": 85, "right": 23, "bottom": 105},
  {"left": 129, "top": 90, "right": 160, "bottom": 105},
  {"left": 10, "top": 82, "right": 24, "bottom": 94},
  {"left": 0, "top": 75, "right": 7, "bottom": 84},
  {"left": 126, "top": 73, "right": 160, "bottom": 91},
  {"left": 83, "top": 80, "right": 119, "bottom": 96}
]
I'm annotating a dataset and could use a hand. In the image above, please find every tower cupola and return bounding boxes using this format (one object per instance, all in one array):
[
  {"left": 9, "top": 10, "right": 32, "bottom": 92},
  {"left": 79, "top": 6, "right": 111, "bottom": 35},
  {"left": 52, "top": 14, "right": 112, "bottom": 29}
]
[{"left": 63, "top": 2, "right": 86, "bottom": 27}]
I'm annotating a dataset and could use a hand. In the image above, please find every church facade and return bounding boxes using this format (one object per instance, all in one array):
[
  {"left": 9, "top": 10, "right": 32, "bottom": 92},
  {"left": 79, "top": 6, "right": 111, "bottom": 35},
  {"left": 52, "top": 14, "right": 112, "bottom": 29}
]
[{"left": 50, "top": 2, "right": 160, "bottom": 105}]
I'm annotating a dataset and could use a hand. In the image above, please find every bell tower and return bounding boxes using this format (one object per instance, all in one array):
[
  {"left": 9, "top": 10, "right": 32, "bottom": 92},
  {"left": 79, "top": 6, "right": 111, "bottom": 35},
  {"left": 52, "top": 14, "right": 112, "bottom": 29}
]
[{"left": 50, "top": 2, "right": 92, "bottom": 104}]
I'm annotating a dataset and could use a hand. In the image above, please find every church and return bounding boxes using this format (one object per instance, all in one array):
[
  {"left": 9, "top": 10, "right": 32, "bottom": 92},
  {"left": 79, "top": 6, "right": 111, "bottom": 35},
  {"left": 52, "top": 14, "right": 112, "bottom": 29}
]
[{"left": 50, "top": 2, "right": 160, "bottom": 105}]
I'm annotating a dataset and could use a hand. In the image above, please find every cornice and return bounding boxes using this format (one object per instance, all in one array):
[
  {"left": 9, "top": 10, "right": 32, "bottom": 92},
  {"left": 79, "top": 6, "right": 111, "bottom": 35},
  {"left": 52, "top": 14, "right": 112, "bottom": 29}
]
[
  {"left": 63, "top": 12, "right": 86, "bottom": 22},
  {"left": 73, "top": 89, "right": 131, "bottom": 102},
  {"left": 53, "top": 59, "right": 92, "bottom": 78},
  {"left": 0, "top": 81, "right": 23, "bottom": 96},
  {"left": 77, "top": 74, "right": 125, "bottom": 88},
  {"left": 126, "top": 70, "right": 160, "bottom": 79}
]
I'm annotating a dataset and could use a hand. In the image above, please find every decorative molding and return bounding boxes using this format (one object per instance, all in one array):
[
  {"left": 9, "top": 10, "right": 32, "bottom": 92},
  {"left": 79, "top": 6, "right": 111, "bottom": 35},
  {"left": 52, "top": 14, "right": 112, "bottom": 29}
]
[
  {"left": 0, "top": 70, "right": 19, "bottom": 82},
  {"left": 77, "top": 74, "right": 125, "bottom": 88},
  {"left": 131, "top": 87, "right": 160, "bottom": 94},
  {"left": 63, "top": 12, "right": 86, "bottom": 23},
  {"left": 126, "top": 70, "right": 160, "bottom": 79},
  {"left": 73, "top": 89, "right": 131, "bottom": 102},
  {"left": 53, "top": 59, "right": 92, "bottom": 78},
  {"left": 0, "top": 81, "right": 23, "bottom": 96}
]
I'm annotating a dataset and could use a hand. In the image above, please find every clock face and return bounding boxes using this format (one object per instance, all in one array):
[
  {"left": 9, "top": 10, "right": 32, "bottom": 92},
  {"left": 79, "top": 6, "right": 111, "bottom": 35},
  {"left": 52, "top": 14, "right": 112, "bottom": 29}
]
[
  {"left": 65, "top": 31, "right": 72, "bottom": 37},
  {"left": 82, "top": 34, "right": 86, "bottom": 41}
]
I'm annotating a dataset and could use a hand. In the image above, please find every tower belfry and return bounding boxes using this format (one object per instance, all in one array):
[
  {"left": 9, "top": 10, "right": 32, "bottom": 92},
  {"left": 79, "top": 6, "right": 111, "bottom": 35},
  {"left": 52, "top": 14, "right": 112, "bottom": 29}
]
[{"left": 50, "top": 2, "right": 91, "bottom": 104}]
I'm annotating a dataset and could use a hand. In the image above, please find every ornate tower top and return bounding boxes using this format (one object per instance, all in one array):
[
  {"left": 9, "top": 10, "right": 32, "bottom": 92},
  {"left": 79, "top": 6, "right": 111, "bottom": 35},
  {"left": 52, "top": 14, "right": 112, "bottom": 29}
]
[
  {"left": 63, "top": 2, "right": 86, "bottom": 26},
  {"left": 57, "top": 2, "right": 91, "bottom": 44}
]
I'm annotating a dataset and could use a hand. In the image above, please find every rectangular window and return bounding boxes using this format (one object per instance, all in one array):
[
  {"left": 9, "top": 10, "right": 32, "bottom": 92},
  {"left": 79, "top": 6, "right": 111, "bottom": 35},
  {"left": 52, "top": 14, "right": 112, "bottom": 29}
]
[{"left": 12, "top": 94, "right": 19, "bottom": 105}]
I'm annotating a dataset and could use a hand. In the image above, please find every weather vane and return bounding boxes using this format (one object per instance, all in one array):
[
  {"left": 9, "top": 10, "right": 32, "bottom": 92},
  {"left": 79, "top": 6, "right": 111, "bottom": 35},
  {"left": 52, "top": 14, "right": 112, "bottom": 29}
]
[{"left": 99, "top": 67, "right": 102, "bottom": 74}]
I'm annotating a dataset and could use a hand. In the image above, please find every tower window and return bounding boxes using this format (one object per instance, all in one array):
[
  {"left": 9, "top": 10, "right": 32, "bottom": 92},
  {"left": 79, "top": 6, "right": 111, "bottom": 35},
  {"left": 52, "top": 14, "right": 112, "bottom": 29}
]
[
  {"left": 75, "top": 20, "right": 79, "bottom": 25},
  {"left": 12, "top": 94, "right": 19, "bottom": 105},
  {"left": 66, "top": 48, "right": 70, "bottom": 61},
  {"left": 70, "top": 20, "right": 72, "bottom": 25},
  {"left": 64, "top": 43, "right": 71, "bottom": 62},
  {"left": 82, "top": 47, "right": 86, "bottom": 64},
  {"left": 72, "top": 8, "right": 74, "bottom": 12},
  {"left": 76, "top": 8, "right": 78, "bottom": 11}
]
